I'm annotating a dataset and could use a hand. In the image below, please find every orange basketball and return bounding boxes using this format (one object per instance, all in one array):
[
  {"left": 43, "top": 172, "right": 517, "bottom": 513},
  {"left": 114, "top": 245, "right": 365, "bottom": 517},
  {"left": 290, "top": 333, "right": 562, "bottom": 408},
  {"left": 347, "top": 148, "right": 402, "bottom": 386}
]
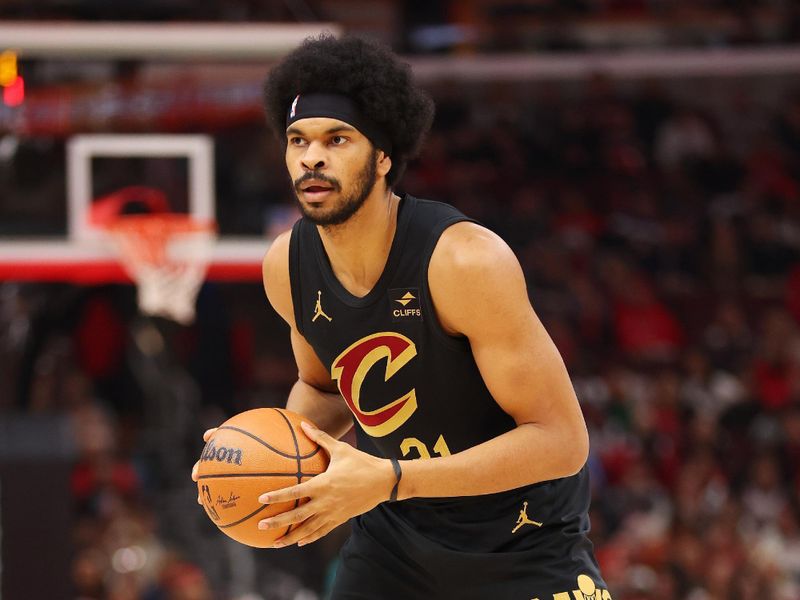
[{"left": 196, "top": 408, "right": 329, "bottom": 548}]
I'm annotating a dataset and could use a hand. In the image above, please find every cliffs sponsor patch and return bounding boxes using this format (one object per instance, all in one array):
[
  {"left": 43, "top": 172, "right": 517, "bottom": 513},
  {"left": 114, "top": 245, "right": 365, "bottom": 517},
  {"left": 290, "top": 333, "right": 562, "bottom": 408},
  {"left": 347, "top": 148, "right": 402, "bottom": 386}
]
[{"left": 389, "top": 288, "right": 422, "bottom": 322}]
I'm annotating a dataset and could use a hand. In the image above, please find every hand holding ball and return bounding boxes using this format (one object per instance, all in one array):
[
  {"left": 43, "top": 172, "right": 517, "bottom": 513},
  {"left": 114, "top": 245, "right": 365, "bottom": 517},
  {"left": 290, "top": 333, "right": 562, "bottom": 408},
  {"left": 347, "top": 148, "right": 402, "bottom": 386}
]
[{"left": 195, "top": 408, "right": 329, "bottom": 548}]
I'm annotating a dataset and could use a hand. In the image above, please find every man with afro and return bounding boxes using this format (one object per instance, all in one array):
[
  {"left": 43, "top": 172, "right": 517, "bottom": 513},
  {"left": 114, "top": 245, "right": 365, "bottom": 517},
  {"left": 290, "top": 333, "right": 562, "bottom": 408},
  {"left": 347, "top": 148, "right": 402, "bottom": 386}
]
[{"left": 196, "top": 34, "right": 607, "bottom": 599}]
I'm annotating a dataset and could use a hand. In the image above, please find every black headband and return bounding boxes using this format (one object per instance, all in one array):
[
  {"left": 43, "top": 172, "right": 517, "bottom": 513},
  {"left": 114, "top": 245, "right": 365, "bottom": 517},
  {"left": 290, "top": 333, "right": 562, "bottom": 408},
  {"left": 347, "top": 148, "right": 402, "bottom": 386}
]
[{"left": 285, "top": 93, "right": 392, "bottom": 154}]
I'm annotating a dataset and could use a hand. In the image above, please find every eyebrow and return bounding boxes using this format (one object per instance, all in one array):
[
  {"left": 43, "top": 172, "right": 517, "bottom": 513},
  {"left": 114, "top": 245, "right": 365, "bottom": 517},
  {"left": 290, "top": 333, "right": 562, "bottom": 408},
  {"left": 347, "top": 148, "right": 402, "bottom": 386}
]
[{"left": 286, "top": 125, "right": 357, "bottom": 136}]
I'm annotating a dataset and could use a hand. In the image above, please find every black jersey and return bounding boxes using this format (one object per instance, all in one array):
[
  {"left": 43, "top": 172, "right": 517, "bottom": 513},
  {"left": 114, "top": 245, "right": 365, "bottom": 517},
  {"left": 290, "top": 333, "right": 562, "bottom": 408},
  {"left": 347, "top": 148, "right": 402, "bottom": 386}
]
[
  {"left": 289, "top": 194, "right": 606, "bottom": 598},
  {"left": 290, "top": 194, "right": 515, "bottom": 459}
]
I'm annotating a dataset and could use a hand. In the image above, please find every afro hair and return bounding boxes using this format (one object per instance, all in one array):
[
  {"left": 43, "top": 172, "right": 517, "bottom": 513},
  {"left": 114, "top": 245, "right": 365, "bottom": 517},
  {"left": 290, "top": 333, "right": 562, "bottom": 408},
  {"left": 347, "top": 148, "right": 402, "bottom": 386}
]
[{"left": 263, "top": 34, "right": 435, "bottom": 188}]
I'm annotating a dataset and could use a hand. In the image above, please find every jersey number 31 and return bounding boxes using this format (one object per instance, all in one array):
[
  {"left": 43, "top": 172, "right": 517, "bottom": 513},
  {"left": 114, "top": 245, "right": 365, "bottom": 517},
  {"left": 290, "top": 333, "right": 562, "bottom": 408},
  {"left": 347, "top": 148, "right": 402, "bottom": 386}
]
[{"left": 400, "top": 434, "right": 451, "bottom": 459}]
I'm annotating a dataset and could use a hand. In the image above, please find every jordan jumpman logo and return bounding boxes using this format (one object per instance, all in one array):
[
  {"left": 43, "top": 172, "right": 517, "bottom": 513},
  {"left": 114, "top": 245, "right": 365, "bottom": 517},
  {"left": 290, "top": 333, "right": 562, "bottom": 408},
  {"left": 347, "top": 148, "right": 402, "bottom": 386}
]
[
  {"left": 512, "top": 501, "right": 542, "bottom": 533},
  {"left": 312, "top": 290, "right": 332, "bottom": 322}
]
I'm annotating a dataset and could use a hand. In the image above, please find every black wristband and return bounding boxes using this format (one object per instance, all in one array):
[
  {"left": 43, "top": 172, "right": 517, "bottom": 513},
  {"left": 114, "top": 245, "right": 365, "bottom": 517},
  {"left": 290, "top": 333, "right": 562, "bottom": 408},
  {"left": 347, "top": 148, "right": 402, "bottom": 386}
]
[{"left": 389, "top": 457, "right": 402, "bottom": 502}]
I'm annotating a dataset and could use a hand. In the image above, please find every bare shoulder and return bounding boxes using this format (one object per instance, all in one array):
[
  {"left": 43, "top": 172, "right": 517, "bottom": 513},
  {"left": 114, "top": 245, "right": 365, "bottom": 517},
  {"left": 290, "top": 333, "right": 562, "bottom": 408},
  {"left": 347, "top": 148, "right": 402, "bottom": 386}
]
[
  {"left": 262, "top": 229, "right": 294, "bottom": 326},
  {"left": 429, "top": 222, "right": 527, "bottom": 336},
  {"left": 430, "top": 221, "right": 521, "bottom": 284}
]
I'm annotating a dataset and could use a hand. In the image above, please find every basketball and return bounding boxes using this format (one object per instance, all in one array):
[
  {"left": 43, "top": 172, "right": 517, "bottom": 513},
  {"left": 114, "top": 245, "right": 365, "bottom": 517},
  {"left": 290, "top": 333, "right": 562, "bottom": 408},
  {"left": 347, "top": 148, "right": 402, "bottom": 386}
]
[{"left": 195, "top": 408, "right": 329, "bottom": 548}]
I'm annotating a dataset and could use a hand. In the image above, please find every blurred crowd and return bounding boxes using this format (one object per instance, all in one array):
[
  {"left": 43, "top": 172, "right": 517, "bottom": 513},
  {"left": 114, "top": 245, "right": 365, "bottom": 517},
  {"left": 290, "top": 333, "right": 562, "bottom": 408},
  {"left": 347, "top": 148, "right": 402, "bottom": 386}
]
[
  {"left": 1, "top": 0, "right": 799, "bottom": 51},
  {"left": 4, "top": 72, "right": 800, "bottom": 598},
  {"left": 0, "top": 282, "right": 321, "bottom": 599}
]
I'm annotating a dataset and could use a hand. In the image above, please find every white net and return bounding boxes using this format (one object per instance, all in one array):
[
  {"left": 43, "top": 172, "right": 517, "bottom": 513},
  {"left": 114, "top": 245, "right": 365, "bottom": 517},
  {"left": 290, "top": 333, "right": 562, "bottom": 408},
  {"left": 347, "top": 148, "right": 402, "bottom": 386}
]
[{"left": 105, "top": 215, "right": 216, "bottom": 324}]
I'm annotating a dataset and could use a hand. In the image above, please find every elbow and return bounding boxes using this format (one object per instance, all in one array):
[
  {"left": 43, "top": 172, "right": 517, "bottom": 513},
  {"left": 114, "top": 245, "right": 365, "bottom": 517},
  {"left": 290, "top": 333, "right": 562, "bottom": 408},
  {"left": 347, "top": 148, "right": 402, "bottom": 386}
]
[{"left": 557, "top": 420, "right": 590, "bottom": 478}]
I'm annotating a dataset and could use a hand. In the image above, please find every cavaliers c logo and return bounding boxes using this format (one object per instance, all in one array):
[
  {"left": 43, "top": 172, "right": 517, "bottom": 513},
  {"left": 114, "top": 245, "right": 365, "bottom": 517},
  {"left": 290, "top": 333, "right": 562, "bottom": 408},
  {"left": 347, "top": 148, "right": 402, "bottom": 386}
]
[{"left": 331, "top": 332, "right": 418, "bottom": 437}]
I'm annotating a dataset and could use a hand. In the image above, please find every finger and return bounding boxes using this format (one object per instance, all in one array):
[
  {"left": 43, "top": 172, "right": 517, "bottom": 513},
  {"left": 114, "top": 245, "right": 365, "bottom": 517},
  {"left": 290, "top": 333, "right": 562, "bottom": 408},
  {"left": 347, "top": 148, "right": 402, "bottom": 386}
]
[
  {"left": 296, "top": 522, "right": 336, "bottom": 547},
  {"left": 191, "top": 461, "right": 200, "bottom": 482},
  {"left": 300, "top": 422, "right": 338, "bottom": 453},
  {"left": 272, "top": 516, "right": 327, "bottom": 548},
  {"left": 203, "top": 428, "right": 218, "bottom": 442},
  {"left": 258, "top": 504, "right": 314, "bottom": 531},
  {"left": 258, "top": 480, "right": 315, "bottom": 504}
]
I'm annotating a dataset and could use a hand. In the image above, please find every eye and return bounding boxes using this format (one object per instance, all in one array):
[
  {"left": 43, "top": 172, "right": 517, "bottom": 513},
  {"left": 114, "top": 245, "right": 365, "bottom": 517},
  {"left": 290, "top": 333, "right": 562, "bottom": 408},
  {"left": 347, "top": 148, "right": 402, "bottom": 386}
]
[
  {"left": 330, "top": 135, "right": 348, "bottom": 145},
  {"left": 289, "top": 137, "right": 306, "bottom": 146}
]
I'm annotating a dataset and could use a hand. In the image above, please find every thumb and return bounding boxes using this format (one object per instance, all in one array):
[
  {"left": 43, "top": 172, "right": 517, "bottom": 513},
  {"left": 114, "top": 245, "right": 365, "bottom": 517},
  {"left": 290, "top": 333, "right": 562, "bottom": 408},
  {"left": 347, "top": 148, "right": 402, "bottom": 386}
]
[{"left": 301, "top": 421, "right": 337, "bottom": 452}]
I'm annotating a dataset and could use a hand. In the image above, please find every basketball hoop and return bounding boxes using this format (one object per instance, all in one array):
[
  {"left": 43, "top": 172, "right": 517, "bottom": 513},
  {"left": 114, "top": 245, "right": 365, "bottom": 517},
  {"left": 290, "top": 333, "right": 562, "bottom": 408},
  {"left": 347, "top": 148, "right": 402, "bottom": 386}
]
[{"left": 103, "top": 214, "right": 217, "bottom": 324}]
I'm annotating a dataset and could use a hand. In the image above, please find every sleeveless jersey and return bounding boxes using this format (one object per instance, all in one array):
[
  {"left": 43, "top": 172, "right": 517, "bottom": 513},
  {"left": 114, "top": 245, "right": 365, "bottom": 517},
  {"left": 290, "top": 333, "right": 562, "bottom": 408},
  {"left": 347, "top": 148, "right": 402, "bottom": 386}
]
[{"left": 289, "top": 194, "right": 603, "bottom": 586}]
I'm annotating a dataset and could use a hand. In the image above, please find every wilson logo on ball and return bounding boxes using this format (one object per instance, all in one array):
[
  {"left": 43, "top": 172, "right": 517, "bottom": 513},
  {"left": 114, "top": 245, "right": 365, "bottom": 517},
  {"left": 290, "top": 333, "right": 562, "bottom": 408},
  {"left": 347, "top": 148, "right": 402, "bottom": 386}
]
[{"left": 201, "top": 442, "right": 244, "bottom": 465}]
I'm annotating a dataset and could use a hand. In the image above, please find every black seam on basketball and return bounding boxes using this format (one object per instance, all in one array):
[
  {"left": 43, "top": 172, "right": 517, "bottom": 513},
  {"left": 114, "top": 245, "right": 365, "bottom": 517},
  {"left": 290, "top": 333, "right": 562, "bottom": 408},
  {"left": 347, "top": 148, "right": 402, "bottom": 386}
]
[
  {"left": 273, "top": 409, "right": 303, "bottom": 540},
  {"left": 302, "top": 446, "right": 322, "bottom": 460},
  {"left": 197, "top": 472, "right": 322, "bottom": 479},
  {"left": 217, "top": 422, "right": 319, "bottom": 460},
  {"left": 218, "top": 503, "right": 270, "bottom": 529},
  {"left": 272, "top": 409, "right": 303, "bottom": 483}
]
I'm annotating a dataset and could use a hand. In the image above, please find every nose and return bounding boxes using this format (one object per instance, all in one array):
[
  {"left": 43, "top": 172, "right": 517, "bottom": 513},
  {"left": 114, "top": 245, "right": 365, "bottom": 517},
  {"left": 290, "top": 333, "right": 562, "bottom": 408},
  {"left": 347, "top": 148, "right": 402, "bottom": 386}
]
[{"left": 301, "top": 141, "right": 326, "bottom": 171}]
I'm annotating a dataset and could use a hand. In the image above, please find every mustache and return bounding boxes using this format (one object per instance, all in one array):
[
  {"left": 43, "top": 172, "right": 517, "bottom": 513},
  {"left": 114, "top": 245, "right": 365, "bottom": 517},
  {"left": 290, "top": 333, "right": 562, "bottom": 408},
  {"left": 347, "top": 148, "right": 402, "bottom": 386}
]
[{"left": 294, "top": 172, "right": 341, "bottom": 192}]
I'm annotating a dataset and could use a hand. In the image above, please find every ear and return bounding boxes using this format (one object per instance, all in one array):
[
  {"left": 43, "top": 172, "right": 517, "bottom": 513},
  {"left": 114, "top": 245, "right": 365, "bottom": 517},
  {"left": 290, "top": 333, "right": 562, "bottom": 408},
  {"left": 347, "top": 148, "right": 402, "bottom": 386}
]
[{"left": 376, "top": 150, "right": 392, "bottom": 179}]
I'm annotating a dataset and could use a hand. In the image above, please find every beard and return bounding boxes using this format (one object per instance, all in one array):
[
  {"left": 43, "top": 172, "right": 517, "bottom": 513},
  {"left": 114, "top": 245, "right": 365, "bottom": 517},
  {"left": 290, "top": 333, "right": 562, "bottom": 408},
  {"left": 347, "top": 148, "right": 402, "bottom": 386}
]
[{"left": 292, "top": 151, "right": 378, "bottom": 227}]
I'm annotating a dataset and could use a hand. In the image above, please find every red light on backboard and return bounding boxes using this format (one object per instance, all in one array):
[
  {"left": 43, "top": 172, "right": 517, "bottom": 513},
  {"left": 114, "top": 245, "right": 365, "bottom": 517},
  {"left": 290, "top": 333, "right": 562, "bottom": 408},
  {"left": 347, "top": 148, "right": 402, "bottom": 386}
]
[{"left": 2, "top": 75, "right": 24, "bottom": 107}]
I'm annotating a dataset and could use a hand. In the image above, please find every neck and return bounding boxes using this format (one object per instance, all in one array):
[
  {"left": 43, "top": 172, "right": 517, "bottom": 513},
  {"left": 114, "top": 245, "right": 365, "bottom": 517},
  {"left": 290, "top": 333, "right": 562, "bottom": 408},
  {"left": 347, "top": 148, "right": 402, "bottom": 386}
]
[{"left": 317, "top": 187, "right": 400, "bottom": 298}]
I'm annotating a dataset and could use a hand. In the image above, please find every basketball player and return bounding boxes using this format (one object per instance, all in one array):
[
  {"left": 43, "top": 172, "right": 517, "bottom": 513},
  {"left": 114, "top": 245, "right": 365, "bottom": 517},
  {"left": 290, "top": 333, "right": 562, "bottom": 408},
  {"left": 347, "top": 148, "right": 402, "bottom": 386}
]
[{"left": 195, "top": 35, "right": 608, "bottom": 599}]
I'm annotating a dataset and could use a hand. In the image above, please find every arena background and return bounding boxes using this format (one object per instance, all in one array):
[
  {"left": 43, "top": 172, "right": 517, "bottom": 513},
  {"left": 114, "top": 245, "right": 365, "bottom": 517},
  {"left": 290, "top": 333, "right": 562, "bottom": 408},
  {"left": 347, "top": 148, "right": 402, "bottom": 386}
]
[{"left": 2, "top": 2, "right": 800, "bottom": 599}]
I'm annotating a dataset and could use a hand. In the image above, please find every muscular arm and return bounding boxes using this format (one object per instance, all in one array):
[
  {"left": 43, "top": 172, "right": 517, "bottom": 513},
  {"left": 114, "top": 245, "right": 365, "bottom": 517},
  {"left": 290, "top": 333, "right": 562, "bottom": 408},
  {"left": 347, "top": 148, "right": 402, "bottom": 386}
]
[
  {"left": 397, "top": 222, "right": 589, "bottom": 499},
  {"left": 254, "top": 222, "right": 589, "bottom": 546},
  {"left": 263, "top": 231, "right": 353, "bottom": 439}
]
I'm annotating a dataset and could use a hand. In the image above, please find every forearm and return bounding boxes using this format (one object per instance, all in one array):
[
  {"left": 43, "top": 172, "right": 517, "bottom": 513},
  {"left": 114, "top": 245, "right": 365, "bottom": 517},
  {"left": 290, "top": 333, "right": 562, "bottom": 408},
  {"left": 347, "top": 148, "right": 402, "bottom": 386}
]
[
  {"left": 286, "top": 379, "right": 353, "bottom": 440},
  {"left": 397, "top": 422, "right": 588, "bottom": 500}
]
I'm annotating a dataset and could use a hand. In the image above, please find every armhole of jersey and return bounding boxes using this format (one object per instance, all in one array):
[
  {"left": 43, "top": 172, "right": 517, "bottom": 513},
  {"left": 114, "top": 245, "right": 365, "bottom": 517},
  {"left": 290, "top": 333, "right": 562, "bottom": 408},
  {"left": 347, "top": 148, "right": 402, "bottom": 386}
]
[
  {"left": 421, "top": 216, "right": 479, "bottom": 351},
  {"left": 288, "top": 220, "right": 305, "bottom": 338}
]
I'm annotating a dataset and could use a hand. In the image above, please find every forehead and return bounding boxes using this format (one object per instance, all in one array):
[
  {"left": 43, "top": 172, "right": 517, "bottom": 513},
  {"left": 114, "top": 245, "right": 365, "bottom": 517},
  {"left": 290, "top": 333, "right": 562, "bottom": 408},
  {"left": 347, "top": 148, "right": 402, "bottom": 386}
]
[{"left": 286, "top": 117, "right": 362, "bottom": 137}]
